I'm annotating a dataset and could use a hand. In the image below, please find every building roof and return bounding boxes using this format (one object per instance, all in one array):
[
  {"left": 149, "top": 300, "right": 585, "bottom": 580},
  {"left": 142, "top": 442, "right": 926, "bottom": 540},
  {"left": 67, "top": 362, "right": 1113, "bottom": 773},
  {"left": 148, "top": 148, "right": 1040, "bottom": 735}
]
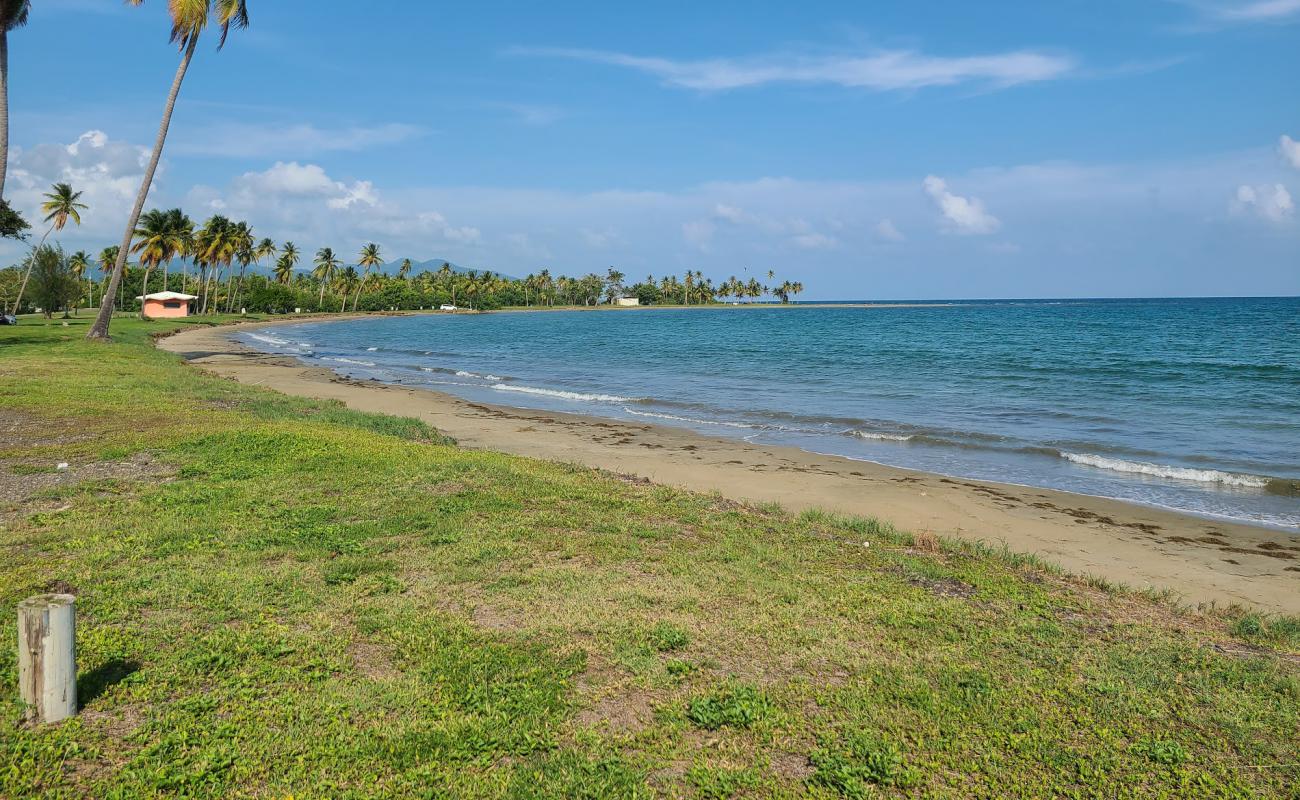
[{"left": 136, "top": 292, "right": 198, "bottom": 301}]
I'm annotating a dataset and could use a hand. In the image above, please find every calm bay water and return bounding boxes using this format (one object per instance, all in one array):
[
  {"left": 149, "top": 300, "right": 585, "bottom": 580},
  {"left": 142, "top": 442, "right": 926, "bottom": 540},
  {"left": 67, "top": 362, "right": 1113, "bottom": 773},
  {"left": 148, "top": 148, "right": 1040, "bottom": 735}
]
[{"left": 240, "top": 298, "right": 1300, "bottom": 530}]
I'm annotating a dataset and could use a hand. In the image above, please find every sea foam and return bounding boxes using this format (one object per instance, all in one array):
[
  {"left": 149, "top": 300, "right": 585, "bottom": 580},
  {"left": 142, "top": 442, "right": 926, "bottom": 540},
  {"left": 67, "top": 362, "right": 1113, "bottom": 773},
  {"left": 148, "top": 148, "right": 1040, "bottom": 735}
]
[
  {"left": 492, "top": 383, "right": 632, "bottom": 403},
  {"left": 849, "top": 430, "right": 913, "bottom": 442},
  {"left": 1061, "top": 452, "right": 1269, "bottom": 488},
  {"left": 624, "top": 408, "right": 758, "bottom": 429}
]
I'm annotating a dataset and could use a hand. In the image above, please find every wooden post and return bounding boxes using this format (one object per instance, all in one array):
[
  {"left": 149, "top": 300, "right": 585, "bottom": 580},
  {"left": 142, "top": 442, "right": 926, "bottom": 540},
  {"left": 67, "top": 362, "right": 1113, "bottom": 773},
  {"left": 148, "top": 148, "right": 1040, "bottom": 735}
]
[{"left": 17, "top": 594, "right": 77, "bottom": 724}]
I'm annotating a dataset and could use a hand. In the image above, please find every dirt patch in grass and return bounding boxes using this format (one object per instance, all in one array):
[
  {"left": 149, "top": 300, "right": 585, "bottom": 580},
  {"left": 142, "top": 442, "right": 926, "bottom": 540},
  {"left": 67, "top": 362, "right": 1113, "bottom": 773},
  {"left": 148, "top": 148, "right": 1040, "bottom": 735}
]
[
  {"left": 575, "top": 685, "right": 659, "bottom": 733},
  {"left": 1, "top": 452, "right": 174, "bottom": 506},
  {"left": 350, "top": 639, "right": 400, "bottom": 680}
]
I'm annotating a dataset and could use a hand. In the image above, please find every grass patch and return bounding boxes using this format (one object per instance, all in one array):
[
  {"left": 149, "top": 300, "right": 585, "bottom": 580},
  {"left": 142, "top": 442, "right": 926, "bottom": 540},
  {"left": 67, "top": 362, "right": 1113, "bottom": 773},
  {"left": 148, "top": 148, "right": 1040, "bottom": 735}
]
[
  {"left": 686, "top": 683, "right": 773, "bottom": 730},
  {"left": 0, "top": 316, "right": 1297, "bottom": 798}
]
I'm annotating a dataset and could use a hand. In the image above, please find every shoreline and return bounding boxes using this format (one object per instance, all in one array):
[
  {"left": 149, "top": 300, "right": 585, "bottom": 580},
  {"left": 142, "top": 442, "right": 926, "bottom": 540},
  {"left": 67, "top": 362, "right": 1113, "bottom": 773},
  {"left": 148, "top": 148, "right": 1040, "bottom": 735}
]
[{"left": 159, "top": 318, "right": 1300, "bottom": 613}]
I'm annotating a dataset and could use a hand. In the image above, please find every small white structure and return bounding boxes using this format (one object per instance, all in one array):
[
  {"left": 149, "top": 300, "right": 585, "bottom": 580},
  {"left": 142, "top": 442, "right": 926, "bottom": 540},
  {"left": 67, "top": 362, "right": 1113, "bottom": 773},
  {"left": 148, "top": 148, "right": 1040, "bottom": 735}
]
[
  {"left": 614, "top": 297, "right": 640, "bottom": 307},
  {"left": 439, "top": 304, "right": 458, "bottom": 311}
]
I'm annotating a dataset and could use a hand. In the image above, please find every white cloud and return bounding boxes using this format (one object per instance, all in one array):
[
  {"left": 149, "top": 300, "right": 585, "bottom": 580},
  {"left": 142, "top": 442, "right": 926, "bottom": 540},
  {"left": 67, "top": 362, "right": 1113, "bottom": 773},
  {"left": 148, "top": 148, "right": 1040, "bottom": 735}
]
[
  {"left": 488, "top": 103, "right": 565, "bottom": 127},
  {"left": 874, "top": 218, "right": 905, "bottom": 242},
  {"left": 1213, "top": 0, "right": 1300, "bottom": 20},
  {"left": 1280, "top": 135, "right": 1300, "bottom": 169},
  {"left": 580, "top": 227, "right": 620, "bottom": 248},
  {"left": 6, "top": 129, "right": 149, "bottom": 240},
  {"left": 681, "top": 219, "right": 716, "bottom": 249},
  {"left": 923, "top": 175, "right": 1001, "bottom": 235},
  {"left": 173, "top": 122, "right": 424, "bottom": 158},
  {"left": 791, "top": 232, "right": 837, "bottom": 250},
  {"left": 713, "top": 203, "right": 748, "bottom": 224},
  {"left": 517, "top": 46, "right": 1075, "bottom": 92},
  {"left": 1233, "top": 183, "right": 1294, "bottom": 221}
]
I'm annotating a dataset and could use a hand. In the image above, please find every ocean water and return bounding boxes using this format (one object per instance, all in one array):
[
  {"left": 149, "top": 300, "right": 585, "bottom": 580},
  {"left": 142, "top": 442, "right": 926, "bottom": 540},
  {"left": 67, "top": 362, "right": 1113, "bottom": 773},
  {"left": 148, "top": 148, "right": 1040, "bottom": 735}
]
[{"left": 239, "top": 298, "right": 1300, "bottom": 531}]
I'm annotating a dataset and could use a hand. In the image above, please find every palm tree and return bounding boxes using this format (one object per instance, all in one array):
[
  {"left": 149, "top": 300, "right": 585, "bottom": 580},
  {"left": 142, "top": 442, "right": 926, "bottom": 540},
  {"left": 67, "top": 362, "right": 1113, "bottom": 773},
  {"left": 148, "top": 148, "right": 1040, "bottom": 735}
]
[
  {"left": 224, "top": 220, "right": 253, "bottom": 312},
  {"left": 69, "top": 250, "right": 89, "bottom": 313},
  {"left": 236, "top": 235, "right": 274, "bottom": 309},
  {"left": 274, "top": 241, "right": 298, "bottom": 285},
  {"left": 0, "top": 0, "right": 29, "bottom": 199},
  {"left": 160, "top": 208, "right": 192, "bottom": 292},
  {"left": 437, "top": 262, "right": 455, "bottom": 305},
  {"left": 131, "top": 209, "right": 171, "bottom": 315},
  {"left": 312, "top": 247, "right": 340, "bottom": 310},
  {"left": 10, "top": 183, "right": 88, "bottom": 315},
  {"left": 88, "top": 0, "right": 250, "bottom": 340},
  {"left": 354, "top": 242, "right": 381, "bottom": 311},
  {"left": 97, "top": 246, "right": 119, "bottom": 311},
  {"left": 336, "top": 265, "right": 358, "bottom": 312},
  {"left": 397, "top": 258, "right": 412, "bottom": 281},
  {"left": 193, "top": 215, "right": 233, "bottom": 314}
]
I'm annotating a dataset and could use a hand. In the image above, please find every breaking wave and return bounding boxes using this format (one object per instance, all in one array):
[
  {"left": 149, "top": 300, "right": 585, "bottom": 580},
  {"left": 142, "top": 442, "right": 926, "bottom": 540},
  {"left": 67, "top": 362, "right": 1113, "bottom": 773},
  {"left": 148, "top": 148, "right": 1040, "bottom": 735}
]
[
  {"left": 491, "top": 383, "right": 634, "bottom": 403},
  {"left": 1061, "top": 452, "right": 1270, "bottom": 489}
]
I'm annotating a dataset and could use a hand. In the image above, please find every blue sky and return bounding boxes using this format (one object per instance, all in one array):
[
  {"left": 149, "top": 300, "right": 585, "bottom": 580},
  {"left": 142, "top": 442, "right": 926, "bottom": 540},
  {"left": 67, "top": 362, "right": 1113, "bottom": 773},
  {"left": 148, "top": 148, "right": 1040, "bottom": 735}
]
[{"left": 4, "top": 0, "right": 1298, "bottom": 298}]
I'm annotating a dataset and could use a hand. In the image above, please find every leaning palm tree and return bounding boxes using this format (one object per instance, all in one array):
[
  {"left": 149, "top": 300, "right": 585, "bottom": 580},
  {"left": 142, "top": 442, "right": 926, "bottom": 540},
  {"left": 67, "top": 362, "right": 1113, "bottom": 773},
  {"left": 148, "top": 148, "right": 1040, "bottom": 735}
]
[
  {"left": 10, "top": 182, "right": 88, "bottom": 315},
  {"left": 312, "top": 247, "right": 340, "bottom": 310},
  {"left": 88, "top": 0, "right": 250, "bottom": 340},
  {"left": 69, "top": 250, "right": 89, "bottom": 313},
  {"left": 354, "top": 242, "right": 382, "bottom": 311},
  {"left": 397, "top": 258, "right": 412, "bottom": 281},
  {"left": 0, "top": 0, "right": 29, "bottom": 199}
]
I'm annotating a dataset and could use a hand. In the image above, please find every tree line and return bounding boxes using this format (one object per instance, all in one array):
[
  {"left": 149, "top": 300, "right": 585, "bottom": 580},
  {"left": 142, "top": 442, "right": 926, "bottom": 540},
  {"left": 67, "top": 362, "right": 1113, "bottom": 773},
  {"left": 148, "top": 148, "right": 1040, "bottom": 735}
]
[{"left": 0, "top": 200, "right": 806, "bottom": 317}]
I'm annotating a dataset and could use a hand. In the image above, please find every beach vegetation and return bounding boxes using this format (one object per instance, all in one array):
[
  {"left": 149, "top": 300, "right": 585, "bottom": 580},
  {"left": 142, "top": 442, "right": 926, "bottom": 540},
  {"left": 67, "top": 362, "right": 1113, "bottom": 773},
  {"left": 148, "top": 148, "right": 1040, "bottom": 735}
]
[{"left": 1, "top": 316, "right": 1297, "bottom": 798}]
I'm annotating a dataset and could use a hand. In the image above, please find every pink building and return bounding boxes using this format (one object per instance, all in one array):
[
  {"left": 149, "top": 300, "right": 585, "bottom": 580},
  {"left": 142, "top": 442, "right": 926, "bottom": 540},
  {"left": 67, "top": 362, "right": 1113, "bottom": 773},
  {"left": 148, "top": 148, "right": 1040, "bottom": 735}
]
[{"left": 137, "top": 291, "right": 198, "bottom": 319}]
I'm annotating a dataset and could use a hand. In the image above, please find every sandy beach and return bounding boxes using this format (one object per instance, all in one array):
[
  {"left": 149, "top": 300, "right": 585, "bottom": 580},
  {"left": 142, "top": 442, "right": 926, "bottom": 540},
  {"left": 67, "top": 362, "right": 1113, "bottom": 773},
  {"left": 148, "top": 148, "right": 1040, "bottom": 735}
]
[{"left": 159, "top": 319, "right": 1300, "bottom": 613}]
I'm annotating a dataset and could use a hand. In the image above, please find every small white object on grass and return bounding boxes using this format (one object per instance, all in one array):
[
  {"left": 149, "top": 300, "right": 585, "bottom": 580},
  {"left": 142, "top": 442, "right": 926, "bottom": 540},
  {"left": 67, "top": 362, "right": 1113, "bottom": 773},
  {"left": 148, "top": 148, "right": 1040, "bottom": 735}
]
[{"left": 55, "top": 463, "right": 69, "bottom": 471}]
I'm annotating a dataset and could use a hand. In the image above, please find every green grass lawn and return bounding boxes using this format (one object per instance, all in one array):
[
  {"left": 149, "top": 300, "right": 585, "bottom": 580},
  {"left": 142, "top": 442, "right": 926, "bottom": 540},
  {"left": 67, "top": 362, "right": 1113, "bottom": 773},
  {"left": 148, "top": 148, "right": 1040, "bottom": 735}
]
[{"left": 1, "top": 316, "right": 1297, "bottom": 799}]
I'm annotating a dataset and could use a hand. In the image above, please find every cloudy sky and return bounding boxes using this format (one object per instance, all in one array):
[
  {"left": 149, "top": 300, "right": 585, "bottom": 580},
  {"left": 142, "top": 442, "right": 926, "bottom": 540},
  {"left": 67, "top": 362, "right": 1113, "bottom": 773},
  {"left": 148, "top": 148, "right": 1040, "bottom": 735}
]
[{"left": 4, "top": 0, "right": 1298, "bottom": 298}]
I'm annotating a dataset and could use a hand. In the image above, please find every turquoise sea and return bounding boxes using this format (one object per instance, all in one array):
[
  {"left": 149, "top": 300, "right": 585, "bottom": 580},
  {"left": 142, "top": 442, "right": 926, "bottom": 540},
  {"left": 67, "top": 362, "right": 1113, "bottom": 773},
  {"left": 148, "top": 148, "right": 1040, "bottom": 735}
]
[{"left": 239, "top": 298, "right": 1300, "bottom": 531}]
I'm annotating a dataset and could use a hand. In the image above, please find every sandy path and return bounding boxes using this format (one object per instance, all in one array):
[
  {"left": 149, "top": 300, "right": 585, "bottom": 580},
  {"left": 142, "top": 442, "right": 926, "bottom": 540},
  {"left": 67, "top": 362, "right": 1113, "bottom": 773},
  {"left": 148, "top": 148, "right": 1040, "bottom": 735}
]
[{"left": 159, "top": 320, "right": 1300, "bottom": 613}]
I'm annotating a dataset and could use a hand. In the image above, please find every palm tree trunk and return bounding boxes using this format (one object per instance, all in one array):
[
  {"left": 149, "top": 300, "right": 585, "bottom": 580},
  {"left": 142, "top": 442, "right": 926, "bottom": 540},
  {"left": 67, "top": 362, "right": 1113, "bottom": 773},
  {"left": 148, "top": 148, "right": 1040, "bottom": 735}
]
[
  {"left": 87, "top": 36, "right": 198, "bottom": 340},
  {"left": 11, "top": 225, "right": 55, "bottom": 315},
  {"left": 139, "top": 266, "right": 153, "bottom": 319},
  {"left": 317, "top": 280, "right": 326, "bottom": 310},
  {"left": 0, "top": 30, "right": 10, "bottom": 200}
]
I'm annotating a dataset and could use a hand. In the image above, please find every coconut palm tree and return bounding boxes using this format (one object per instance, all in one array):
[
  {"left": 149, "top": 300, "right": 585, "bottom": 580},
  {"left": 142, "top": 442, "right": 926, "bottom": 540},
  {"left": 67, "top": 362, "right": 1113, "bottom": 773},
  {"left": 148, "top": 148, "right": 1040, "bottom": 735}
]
[
  {"left": 224, "top": 220, "right": 253, "bottom": 312},
  {"left": 69, "top": 250, "right": 89, "bottom": 313},
  {"left": 436, "top": 262, "right": 455, "bottom": 305},
  {"left": 397, "top": 258, "right": 412, "bottom": 281},
  {"left": 10, "top": 183, "right": 88, "bottom": 315},
  {"left": 354, "top": 242, "right": 381, "bottom": 311},
  {"left": 193, "top": 215, "right": 233, "bottom": 314},
  {"left": 88, "top": 0, "right": 250, "bottom": 340},
  {"left": 159, "top": 208, "right": 193, "bottom": 292},
  {"left": 97, "top": 246, "right": 119, "bottom": 311},
  {"left": 0, "top": 0, "right": 28, "bottom": 199},
  {"left": 274, "top": 241, "right": 298, "bottom": 285},
  {"left": 336, "top": 265, "right": 358, "bottom": 312},
  {"left": 312, "top": 247, "right": 340, "bottom": 310},
  {"left": 131, "top": 208, "right": 172, "bottom": 315}
]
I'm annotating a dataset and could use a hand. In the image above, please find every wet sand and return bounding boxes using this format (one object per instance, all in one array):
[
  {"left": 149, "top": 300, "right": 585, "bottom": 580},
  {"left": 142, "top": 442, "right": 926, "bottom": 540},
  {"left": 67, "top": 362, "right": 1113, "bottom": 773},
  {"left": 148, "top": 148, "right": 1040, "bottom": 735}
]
[{"left": 159, "top": 319, "right": 1300, "bottom": 613}]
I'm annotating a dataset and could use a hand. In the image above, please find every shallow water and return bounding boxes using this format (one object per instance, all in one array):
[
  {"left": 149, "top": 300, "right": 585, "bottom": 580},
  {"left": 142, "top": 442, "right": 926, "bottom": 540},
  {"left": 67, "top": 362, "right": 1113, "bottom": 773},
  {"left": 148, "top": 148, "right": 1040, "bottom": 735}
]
[{"left": 239, "top": 298, "right": 1300, "bottom": 531}]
